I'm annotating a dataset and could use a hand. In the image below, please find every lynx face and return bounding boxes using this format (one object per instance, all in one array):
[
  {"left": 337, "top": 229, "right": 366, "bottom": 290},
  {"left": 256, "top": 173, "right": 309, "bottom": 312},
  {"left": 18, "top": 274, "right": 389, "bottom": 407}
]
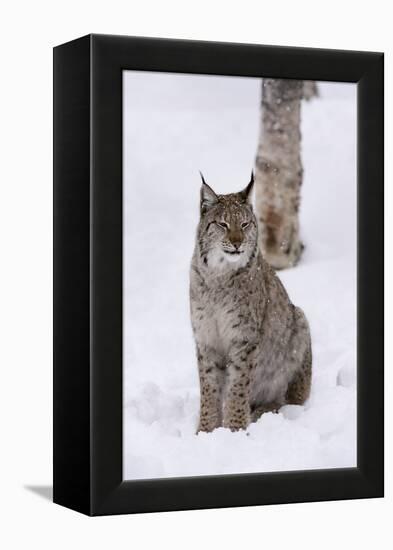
[{"left": 197, "top": 174, "right": 257, "bottom": 269}]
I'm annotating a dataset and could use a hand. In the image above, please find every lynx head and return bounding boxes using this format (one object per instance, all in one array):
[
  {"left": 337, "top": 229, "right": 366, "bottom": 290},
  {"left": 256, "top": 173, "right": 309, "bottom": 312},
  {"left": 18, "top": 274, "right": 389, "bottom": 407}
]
[{"left": 197, "top": 172, "right": 257, "bottom": 270}]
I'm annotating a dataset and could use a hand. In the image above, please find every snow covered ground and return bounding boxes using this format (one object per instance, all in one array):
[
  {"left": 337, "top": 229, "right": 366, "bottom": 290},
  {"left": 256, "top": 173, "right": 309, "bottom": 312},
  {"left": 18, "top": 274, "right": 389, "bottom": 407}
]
[{"left": 123, "top": 72, "right": 357, "bottom": 480}]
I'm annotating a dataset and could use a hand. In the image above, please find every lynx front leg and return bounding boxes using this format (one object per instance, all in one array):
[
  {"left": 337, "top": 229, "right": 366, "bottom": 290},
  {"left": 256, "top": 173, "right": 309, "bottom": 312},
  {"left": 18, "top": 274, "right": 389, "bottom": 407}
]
[
  {"left": 222, "top": 344, "right": 257, "bottom": 431},
  {"left": 197, "top": 348, "right": 225, "bottom": 433}
]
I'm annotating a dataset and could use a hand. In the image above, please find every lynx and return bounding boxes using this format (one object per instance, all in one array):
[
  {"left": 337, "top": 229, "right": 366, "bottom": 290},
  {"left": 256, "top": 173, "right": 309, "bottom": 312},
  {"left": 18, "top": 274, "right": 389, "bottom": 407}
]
[{"left": 190, "top": 172, "right": 312, "bottom": 433}]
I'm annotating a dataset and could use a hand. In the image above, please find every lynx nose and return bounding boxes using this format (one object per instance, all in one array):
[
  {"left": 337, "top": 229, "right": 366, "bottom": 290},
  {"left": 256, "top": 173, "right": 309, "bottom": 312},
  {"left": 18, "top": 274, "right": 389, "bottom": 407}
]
[{"left": 229, "top": 233, "right": 242, "bottom": 250}]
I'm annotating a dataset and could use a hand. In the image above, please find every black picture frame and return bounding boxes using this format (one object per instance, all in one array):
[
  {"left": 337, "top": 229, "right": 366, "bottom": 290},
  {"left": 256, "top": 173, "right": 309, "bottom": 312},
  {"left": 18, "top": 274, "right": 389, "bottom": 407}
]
[{"left": 53, "top": 34, "right": 384, "bottom": 516}]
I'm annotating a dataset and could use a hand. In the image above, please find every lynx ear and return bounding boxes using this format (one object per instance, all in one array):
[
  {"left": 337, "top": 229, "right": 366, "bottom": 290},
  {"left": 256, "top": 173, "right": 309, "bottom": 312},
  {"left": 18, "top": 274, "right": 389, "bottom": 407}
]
[
  {"left": 239, "top": 171, "right": 255, "bottom": 203},
  {"left": 200, "top": 172, "right": 218, "bottom": 214}
]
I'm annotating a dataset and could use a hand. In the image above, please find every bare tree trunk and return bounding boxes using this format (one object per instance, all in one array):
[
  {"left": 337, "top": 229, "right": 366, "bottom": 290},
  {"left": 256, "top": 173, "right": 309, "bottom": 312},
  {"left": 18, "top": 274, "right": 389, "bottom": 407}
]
[
  {"left": 255, "top": 79, "right": 303, "bottom": 269},
  {"left": 255, "top": 79, "right": 316, "bottom": 270},
  {"left": 303, "top": 80, "right": 319, "bottom": 101}
]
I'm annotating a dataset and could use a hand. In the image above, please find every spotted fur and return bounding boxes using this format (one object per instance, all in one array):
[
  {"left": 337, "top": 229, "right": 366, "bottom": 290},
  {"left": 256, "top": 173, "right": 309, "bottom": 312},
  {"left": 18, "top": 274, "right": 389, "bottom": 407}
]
[{"left": 190, "top": 174, "right": 312, "bottom": 432}]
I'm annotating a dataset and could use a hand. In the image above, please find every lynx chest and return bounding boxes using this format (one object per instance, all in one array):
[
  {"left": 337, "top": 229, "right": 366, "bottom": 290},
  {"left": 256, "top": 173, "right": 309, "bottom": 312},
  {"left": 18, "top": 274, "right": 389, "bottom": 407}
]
[{"left": 191, "top": 274, "right": 255, "bottom": 356}]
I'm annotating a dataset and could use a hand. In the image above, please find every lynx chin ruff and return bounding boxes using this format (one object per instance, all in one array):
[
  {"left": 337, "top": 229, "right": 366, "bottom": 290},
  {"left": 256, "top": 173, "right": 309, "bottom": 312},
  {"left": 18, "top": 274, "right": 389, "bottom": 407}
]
[{"left": 190, "top": 172, "right": 312, "bottom": 433}]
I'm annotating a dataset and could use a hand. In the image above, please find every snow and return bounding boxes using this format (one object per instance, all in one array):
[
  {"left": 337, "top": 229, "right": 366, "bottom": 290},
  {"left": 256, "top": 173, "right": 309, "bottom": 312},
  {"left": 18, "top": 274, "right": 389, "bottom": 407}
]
[{"left": 123, "top": 72, "right": 357, "bottom": 480}]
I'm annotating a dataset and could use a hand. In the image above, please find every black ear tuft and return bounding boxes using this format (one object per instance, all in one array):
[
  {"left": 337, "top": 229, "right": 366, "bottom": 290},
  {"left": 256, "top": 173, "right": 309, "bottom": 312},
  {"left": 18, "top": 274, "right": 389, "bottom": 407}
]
[
  {"left": 199, "top": 170, "right": 207, "bottom": 186},
  {"left": 199, "top": 172, "right": 218, "bottom": 214},
  {"left": 239, "top": 171, "right": 255, "bottom": 203}
]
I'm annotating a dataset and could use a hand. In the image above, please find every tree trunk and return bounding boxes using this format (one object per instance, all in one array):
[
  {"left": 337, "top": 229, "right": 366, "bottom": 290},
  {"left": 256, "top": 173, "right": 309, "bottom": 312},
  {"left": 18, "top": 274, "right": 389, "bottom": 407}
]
[
  {"left": 303, "top": 80, "right": 319, "bottom": 101},
  {"left": 255, "top": 79, "right": 309, "bottom": 269}
]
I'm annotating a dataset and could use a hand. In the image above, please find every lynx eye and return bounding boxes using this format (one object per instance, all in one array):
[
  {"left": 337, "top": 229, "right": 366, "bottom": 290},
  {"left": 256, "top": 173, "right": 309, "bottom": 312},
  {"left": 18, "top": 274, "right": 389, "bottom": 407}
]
[
  {"left": 216, "top": 221, "right": 229, "bottom": 229},
  {"left": 241, "top": 222, "right": 250, "bottom": 229}
]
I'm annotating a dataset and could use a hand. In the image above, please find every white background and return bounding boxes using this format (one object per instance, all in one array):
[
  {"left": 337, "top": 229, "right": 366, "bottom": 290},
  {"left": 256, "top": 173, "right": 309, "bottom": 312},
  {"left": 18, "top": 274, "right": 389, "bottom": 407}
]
[{"left": 0, "top": 1, "right": 390, "bottom": 549}]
